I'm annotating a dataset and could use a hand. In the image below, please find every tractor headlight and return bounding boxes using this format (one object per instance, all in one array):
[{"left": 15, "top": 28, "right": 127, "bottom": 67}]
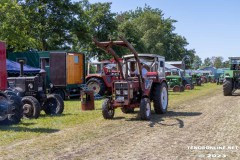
[
  {"left": 28, "top": 83, "right": 33, "bottom": 89},
  {"left": 123, "top": 90, "right": 128, "bottom": 95},
  {"left": 116, "top": 90, "right": 121, "bottom": 95},
  {"left": 49, "top": 83, "right": 54, "bottom": 88}
]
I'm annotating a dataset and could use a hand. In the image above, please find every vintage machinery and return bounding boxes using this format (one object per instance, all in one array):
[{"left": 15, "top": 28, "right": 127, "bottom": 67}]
[
  {"left": 191, "top": 72, "right": 202, "bottom": 86},
  {"left": 223, "top": 57, "right": 240, "bottom": 96},
  {"left": 7, "top": 60, "right": 64, "bottom": 118},
  {"left": 217, "top": 73, "right": 224, "bottom": 85},
  {"left": 93, "top": 37, "right": 168, "bottom": 120},
  {"left": 7, "top": 51, "right": 85, "bottom": 100},
  {"left": 86, "top": 60, "right": 120, "bottom": 96},
  {"left": 0, "top": 42, "right": 22, "bottom": 124},
  {"left": 165, "top": 69, "right": 184, "bottom": 92},
  {"left": 181, "top": 55, "right": 194, "bottom": 89}
]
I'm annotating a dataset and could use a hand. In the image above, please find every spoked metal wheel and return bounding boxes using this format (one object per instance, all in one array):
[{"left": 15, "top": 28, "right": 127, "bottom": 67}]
[{"left": 22, "top": 96, "right": 41, "bottom": 119}]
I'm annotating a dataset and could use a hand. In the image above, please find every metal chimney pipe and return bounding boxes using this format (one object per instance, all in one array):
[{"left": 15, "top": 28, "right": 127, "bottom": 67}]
[{"left": 19, "top": 60, "right": 24, "bottom": 77}]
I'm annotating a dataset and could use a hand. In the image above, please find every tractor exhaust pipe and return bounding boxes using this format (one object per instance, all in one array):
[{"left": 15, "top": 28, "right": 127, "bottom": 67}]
[{"left": 19, "top": 60, "right": 24, "bottom": 77}]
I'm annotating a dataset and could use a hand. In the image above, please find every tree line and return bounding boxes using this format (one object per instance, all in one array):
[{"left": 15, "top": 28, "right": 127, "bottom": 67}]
[
  {"left": 0, "top": 0, "right": 196, "bottom": 61},
  {"left": 192, "top": 55, "right": 229, "bottom": 69}
]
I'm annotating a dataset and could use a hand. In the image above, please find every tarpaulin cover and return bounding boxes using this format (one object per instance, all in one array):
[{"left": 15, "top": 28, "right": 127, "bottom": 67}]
[{"left": 7, "top": 59, "right": 40, "bottom": 74}]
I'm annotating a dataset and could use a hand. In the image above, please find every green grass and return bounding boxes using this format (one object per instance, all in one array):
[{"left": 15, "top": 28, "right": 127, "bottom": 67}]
[{"left": 0, "top": 83, "right": 221, "bottom": 146}]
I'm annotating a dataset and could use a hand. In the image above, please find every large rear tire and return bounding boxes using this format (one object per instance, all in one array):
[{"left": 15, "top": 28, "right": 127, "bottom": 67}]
[
  {"left": 43, "top": 94, "right": 64, "bottom": 115},
  {"left": 153, "top": 83, "right": 168, "bottom": 114},
  {"left": 53, "top": 89, "right": 65, "bottom": 100},
  {"left": 140, "top": 98, "right": 151, "bottom": 120},
  {"left": 4, "top": 91, "right": 23, "bottom": 124},
  {"left": 22, "top": 96, "right": 41, "bottom": 119},
  {"left": 87, "top": 78, "right": 106, "bottom": 96},
  {"left": 223, "top": 79, "right": 232, "bottom": 96},
  {"left": 102, "top": 98, "right": 114, "bottom": 119}
]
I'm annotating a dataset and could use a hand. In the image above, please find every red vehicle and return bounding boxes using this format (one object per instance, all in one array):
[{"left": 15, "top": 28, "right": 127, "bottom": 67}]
[
  {"left": 93, "top": 37, "right": 168, "bottom": 120},
  {"left": 86, "top": 60, "right": 121, "bottom": 96},
  {"left": 0, "top": 42, "right": 22, "bottom": 124}
]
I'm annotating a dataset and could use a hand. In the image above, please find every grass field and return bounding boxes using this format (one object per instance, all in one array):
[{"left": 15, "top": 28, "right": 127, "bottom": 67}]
[{"left": 0, "top": 83, "right": 220, "bottom": 146}]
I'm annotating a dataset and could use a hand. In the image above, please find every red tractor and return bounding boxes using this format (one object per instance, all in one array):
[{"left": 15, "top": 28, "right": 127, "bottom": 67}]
[
  {"left": 86, "top": 59, "right": 121, "bottom": 96},
  {"left": 0, "top": 42, "right": 22, "bottom": 125},
  {"left": 93, "top": 37, "right": 168, "bottom": 120}
]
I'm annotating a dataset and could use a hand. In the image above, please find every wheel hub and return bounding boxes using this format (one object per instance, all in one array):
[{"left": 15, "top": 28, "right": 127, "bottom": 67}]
[{"left": 23, "top": 104, "right": 33, "bottom": 116}]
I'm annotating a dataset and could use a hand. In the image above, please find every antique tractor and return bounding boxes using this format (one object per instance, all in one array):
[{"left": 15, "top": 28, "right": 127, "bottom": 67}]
[
  {"left": 223, "top": 57, "right": 240, "bottom": 96},
  {"left": 191, "top": 72, "right": 202, "bottom": 86},
  {"left": 217, "top": 73, "right": 224, "bottom": 85},
  {"left": 86, "top": 60, "right": 120, "bottom": 96},
  {"left": 7, "top": 60, "right": 64, "bottom": 118},
  {"left": 93, "top": 37, "right": 168, "bottom": 120},
  {"left": 165, "top": 69, "right": 184, "bottom": 92},
  {"left": 181, "top": 55, "right": 194, "bottom": 90}
]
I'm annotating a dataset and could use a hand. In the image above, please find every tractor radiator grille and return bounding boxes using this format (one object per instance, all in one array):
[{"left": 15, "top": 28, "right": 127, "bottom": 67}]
[{"left": 114, "top": 82, "right": 128, "bottom": 100}]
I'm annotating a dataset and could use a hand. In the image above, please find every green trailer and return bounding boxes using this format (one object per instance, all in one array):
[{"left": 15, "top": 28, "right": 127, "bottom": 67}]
[{"left": 7, "top": 51, "right": 85, "bottom": 99}]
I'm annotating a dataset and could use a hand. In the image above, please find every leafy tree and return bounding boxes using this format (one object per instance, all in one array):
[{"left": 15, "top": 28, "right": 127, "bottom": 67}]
[
  {"left": 203, "top": 57, "right": 212, "bottom": 67},
  {"left": 115, "top": 5, "right": 196, "bottom": 61},
  {"left": 0, "top": 0, "right": 37, "bottom": 51},
  {"left": 192, "top": 55, "right": 202, "bottom": 69},
  {"left": 212, "top": 56, "right": 223, "bottom": 68}
]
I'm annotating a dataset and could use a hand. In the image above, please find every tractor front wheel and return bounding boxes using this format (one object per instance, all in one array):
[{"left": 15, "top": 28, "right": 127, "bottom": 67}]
[
  {"left": 43, "top": 94, "right": 64, "bottom": 115},
  {"left": 22, "top": 96, "right": 41, "bottom": 119},
  {"left": 153, "top": 83, "right": 168, "bottom": 114},
  {"left": 102, "top": 98, "right": 114, "bottom": 119},
  {"left": 223, "top": 79, "right": 232, "bottom": 96},
  {"left": 140, "top": 98, "right": 151, "bottom": 120}
]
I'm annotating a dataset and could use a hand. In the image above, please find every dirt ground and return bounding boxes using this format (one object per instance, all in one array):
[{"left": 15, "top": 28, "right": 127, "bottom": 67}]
[{"left": 1, "top": 86, "right": 240, "bottom": 160}]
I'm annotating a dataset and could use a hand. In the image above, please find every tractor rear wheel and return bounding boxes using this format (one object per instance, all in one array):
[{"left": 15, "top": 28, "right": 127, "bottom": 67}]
[
  {"left": 43, "top": 94, "right": 64, "bottom": 115},
  {"left": 153, "top": 83, "right": 168, "bottom": 114},
  {"left": 87, "top": 78, "right": 106, "bottom": 96},
  {"left": 121, "top": 108, "right": 134, "bottom": 114},
  {"left": 53, "top": 89, "right": 65, "bottom": 100},
  {"left": 223, "top": 79, "right": 232, "bottom": 96},
  {"left": 4, "top": 91, "right": 22, "bottom": 124},
  {"left": 102, "top": 98, "right": 114, "bottom": 119},
  {"left": 140, "top": 98, "right": 151, "bottom": 120},
  {"left": 22, "top": 96, "right": 41, "bottom": 119}
]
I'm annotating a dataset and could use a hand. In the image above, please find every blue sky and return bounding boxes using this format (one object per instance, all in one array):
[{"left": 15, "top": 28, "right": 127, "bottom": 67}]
[{"left": 84, "top": 0, "right": 240, "bottom": 61}]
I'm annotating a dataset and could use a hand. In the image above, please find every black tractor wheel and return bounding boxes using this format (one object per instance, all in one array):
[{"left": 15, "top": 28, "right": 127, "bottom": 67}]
[
  {"left": 0, "top": 92, "right": 10, "bottom": 123},
  {"left": 140, "top": 98, "right": 151, "bottom": 120},
  {"left": 22, "top": 96, "right": 41, "bottom": 119},
  {"left": 102, "top": 98, "right": 114, "bottom": 119},
  {"left": 43, "top": 94, "right": 64, "bottom": 115},
  {"left": 4, "top": 91, "right": 23, "bottom": 124},
  {"left": 223, "top": 79, "right": 232, "bottom": 96},
  {"left": 180, "top": 85, "right": 185, "bottom": 92},
  {"left": 153, "top": 83, "right": 168, "bottom": 114},
  {"left": 121, "top": 107, "right": 134, "bottom": 114},
  {"left": 87, "top": 78, "right": 106, "bottom": 96},
  {"left": 197, "top": 79, "right": 202, "bottom": 86},
  {"left": 53, "top": 89, "right": 65, "bottom": 100}
]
